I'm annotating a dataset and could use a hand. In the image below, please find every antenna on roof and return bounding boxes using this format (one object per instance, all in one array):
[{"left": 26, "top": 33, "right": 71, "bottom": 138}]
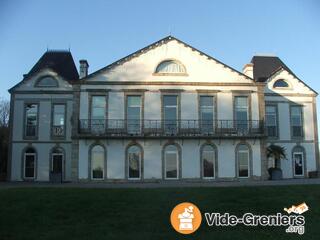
[
  {"left": 68, "top": 43, "right": 71, "bottom": 52},
  {"left": 46, "top": 44, "right": 49, "bottom": 52},
  {"left": 168, "top": 26, "right": 172, "bottom": 36}
]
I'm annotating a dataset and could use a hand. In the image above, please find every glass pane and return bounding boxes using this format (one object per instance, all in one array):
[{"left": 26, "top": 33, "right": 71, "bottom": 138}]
[
  {"left": 235, "top": 97, "right": 248, "bottom": 107},
  {"left": 92, "top": 108, "right": 105, "bottom": 119},
  {"left": 156, "top": 61, "right": 185, "bottom": 73},
  {"left": 52, "top": 155, "right": 63, "bottom": 173},
  {"left": 238, "top": 151, "right": 249, "bottom": 177},
  {"left": 37, "top": 77, "right": 57, "bottom": 87},
  {"left": 91, "top": 146, "right": 104, "bottom": 179},
  {"left": 25, "top": 104, "right": 38, "bottom": 137},
  {"left": 129, "top": 151, "right": 140, "bottom": 179},
  {"left": 92, "top": 96, "right": 106, "bottom": 108},
  {"left": 25, "top": 154, "right": 35, "bottom": 178},
  {"left": 202, "top": 148, "right": 214, "bottom": 178},
  {"left": 163, "top": 96, "right": 177, "bottom": 107},
  {"left": 166, "top": 152, "right": 177, "bottom": 178},
  {"left": 128, "top": 96, "right": 141, "bottom": 107},
  {"left": 294, "top": 153, "right": 303, "bottom": 175}
]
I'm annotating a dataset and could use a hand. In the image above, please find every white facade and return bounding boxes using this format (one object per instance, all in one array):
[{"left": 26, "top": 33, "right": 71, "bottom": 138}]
[{"left": 8, "top": 36, "right": 319, "bottom": 182}]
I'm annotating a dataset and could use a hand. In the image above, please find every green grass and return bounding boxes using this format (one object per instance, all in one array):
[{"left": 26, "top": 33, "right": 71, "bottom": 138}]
[{"left": 0, "top": 185, "right": 319, "bottom": 240}]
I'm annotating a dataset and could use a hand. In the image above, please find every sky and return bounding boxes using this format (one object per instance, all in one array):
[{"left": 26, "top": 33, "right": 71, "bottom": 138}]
[{"left": 0, "top": 0, "right": 319, "bottom": 101}]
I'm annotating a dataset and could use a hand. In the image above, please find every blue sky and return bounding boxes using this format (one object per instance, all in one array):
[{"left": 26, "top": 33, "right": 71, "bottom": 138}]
[{"left": 0, "top": 0, "right": 319, "bottom": 100}]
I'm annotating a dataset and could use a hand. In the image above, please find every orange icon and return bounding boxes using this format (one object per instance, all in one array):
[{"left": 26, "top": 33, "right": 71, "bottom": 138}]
[{"left": 170, "top": 202, "right": 202, "bottom": 234}]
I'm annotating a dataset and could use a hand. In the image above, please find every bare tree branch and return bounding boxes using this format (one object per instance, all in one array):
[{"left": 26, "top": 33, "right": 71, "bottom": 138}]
[{"left": 0, "top": 98, "right": 10, "bottom": 127}]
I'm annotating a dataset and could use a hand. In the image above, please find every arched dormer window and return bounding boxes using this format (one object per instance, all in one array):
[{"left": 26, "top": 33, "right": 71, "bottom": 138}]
[
  {"left": 273, "top": 79, "right": 289, "bottom": 88},
  {"left": 154, "top": 60, "right": 187, "bottom": 75},
  {"left": 35, "top": 76, "right": 58, "bottom": 87}
]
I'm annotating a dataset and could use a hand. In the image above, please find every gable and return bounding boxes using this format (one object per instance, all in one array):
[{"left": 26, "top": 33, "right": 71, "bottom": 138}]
[
  {"left": 10, "top": 68, "right": 73, "bottom": 92},
  {"left": 84, "top": 37, "right": 254, "bottom": 84},
  {"left": 265, "top": 68, "right": 316, "bottom": 95}
]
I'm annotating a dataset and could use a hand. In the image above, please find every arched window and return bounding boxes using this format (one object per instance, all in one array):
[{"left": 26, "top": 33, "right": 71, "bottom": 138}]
[
  {"left": 164, "top": 144, "right": 179, "bottom": 179},
  {"left": 155, "top": 60, "right": 186, "bottom": 74},
  {"left": 127, "top": 145, "right": 142, "bottom": 179},
  {"left": 35, "top": 76, "right": 58, "bottom": 87},
  {"left": 23, "top": 148, "right": 36, "bottom": 179},
  {"left": 236, "top": 144, "right": 250, "bottom": 178},
  {"left": 273, "top": 79, "right": 289, "bottom": 88},
  {"left": 292, "top": 146, "right": 305, "bottom": 177},
  {"left": 91, "top": 145, "right": 105, "bottom": 180},
  {"left": 201, "top": 145, "right": 216, "bottom": 179}
]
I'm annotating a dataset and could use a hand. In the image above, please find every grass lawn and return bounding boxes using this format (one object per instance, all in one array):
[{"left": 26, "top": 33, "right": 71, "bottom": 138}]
[{"left": 0, "top": 185, "right": 319, "bottom": 240}]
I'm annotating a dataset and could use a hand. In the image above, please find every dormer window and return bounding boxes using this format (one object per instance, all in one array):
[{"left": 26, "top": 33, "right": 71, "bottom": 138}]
[
  {"left": 35, "top": 76, "right": 58, "bottom": 87},
  {"left": 273, "top": 79, "right": 289, "bottom": 88},
  {"left": 154, "top": 60, "right": 187, "bottom": 75}
]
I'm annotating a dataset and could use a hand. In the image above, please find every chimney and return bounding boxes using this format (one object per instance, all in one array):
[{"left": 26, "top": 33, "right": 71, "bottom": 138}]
[
  {"left": 242, "top": 63, "right": 253, "bottom": 79},
  {"left": 79, "top": 59, "right": 89, "bottom": 79}
]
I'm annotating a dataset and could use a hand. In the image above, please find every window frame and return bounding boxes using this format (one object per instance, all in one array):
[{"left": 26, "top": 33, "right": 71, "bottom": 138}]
[
  {"left": 90, "top": 144, "right": 105, "bottom": 180},
  {"left": 35, "top": 76, "right": 59, "bottom": 88},
  {"left": 163, "top": 144, "right": 180, "bottom": 180},
  {"left": 127, "top": 144, "right": 143, "bottom": 180},
  {"left": 153, "top": 59, "right": 188, "bottom": 76},
  {"left": 126, "top": 95, "right": 143, "bottom": 134},
  {"left": 236, "top": 144, "right": 251, "bottom": 179},
  {"left": 199, "top": 95, "right": 216, "bottom": 134},
  {"left": 265, "top": 104, "right": 279, "bottom": 139},
  {"left": 162, "top": 94, "right": 180, "bottom": 134},
  {"left": 290, "top": 105, "right": 304, "bottom": 139},
  {"left": 201, "top": 144, "right": 216, "bottom": 179},
  {"left": 23, "top": 103, "right": 39, "bottom": 139},
  {"left": 273, "top": 79, "right": 290, "bottom": 89},
  {"left": 23, "top": 148, "right": 36, "bottom": 180},
  {"left": 89, "top": 94, "right": 108, "bottom": 134},
  {"left": 51, "top": 103, "right": 66, "bottom": 139}
]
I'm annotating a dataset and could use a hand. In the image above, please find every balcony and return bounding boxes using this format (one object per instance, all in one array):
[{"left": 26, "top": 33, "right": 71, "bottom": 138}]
[{"left": 77, "top": 119, "right": 265, "bottom": 139}]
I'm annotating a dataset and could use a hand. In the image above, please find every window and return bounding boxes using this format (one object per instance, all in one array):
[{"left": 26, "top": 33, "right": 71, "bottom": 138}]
[
  {"left": 128, "top": 145, "right": 142, "bottom": 179},
  {"left": 127, "top": 96, "right": 141, "bottom": 134},
  {"left": 235, "top": 97, "right": 248, "bottom": 131},
  {"left": 91, "top": 96, "right": 106, "bottom": 133},
  {"left": 237, "top": 144, "right": 249, "bottom": 178},
  {"left": 163, "top": 95, "right": 178, "bottom": 134},
  {"left": 265, "top": 105, "right": 278, "bottom": 137},
  {"left": 24, "top": 148, "right": 36, "bottom": 179},
  {"left": 91, "top": 145, "right": 105, "bottom": 180},
  {"left": 51, "top": 148, "right": 63, "bottom": 175},
  {"left": 52, "top": 104, "right": 65, "bottom": 137},
  {"left": 200, "top": 96, "right": 214, "bottom": 133},
  {"left": 290, "top": 106, "right": 303, "bottom": 138},
  {"left": 273, "top": 79, "right": 289, "bottom": 88},
  {"left": 155, "top": 60, "right": 186, "bottom": 74},
  {"left": 293, "top": 147, "right": 304, "bottom": 177},
  {"left": 201, "top": 145, "right": 215, "bottom": 179},
  {"left": 35, "top": 76, "right": 58, "bottom": 87},
  {"left": 25, "top": 103, "right": 38, "bottom": 138},
  {"left": 164, "top": 145, "right": 179, "bottom": 179}
]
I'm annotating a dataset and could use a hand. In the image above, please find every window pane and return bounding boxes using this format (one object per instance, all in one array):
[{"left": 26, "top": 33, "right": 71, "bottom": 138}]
[
  {"left": 25, "top": 104, "right": 38, "bottom": 137},
  {"left": 202, "top": 146, "right": 214, "bottom": 178},
  {"left": 91, "top": 96, "right": 106, "bottom": 119},
  {"left": 128, "top": 146, "right": 141, "bottom": 179},
  {"left": 238, "top": 151, "right": 249, "bottom": 177},
  {"left": 156, "top": 60, "right": 185, "bottom": 73},
  {"left": 163, "top": 96, "right": 177, "bottom": 106},
  {"left": 37, "top": 77, "right": 58, "bottom": 87},
  {"left": 291, "top": 106, "right": 302, "bottom": 137},
  {"left": 127, "top": 96, "right": 141, "bottom": 133},
  {"left": 165, "top": 145, "right": 178, "bottom": 179},
  {"left": 53, "top": 105, "right": 65, "bottom": 126},
  {"left": 25, "top": 154, "right": 35, "bottom": 178},
  {"left": 91, "top": 146, "right": 104, "bottom": 179},
  {"left": 266, "top": 106, "right": 277, "bottom": 137},
  {"left": 294, "top": 153, "right": 303, "bottom": 176}
]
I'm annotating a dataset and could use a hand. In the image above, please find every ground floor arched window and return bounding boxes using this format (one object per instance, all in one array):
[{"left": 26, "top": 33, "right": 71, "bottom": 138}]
[
  {"left": 91, "top": 145, "right": 105, "bottom": 180},
  {"left": 164, "top": 145, "right": 179, "bottom": 179},
  {"left": 201, "top": 145, "right": 216, "bottom": 179},
  {"left": 292, "top": 146, "right": 305, "bottom": 177},
  {"left": 127, "top": 145, "right": 142, "bottom": 179},
  {"left": 236, "top": 144, "right": 250, "bottom": 178}
]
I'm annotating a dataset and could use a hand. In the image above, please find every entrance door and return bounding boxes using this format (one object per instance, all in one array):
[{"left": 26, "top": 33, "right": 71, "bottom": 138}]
[
  {"left": 293, "top": 152, "right": 304, "bottom": 177},
  {"left": 50, "top": 153, "right": 63, "bottom": 182}
]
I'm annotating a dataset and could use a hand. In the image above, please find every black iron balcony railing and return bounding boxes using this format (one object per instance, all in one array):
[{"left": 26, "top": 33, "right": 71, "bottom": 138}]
[{"left": 78, "top": 119, "right": 265, "bottom": 138}]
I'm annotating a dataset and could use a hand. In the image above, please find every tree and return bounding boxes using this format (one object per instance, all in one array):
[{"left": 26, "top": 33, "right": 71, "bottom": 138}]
[
  {"left": 0, "top": 98, "right": 10, "bottom": 180},
  {"left": 266, "top": 144, "right": 287, "bottom": 180}
]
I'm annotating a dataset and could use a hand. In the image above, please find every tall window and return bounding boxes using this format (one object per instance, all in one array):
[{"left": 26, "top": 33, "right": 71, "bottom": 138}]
[
  {"left": 265, "top": 105, "right": 278, "bottom": 137},
  {"left": 91, "top": 96, "right": 106, "bottom": 133},
  {"left": 164, "top": 145, "right": 179, "bottom": 179},
  {"left": 235, "top": 97, "right": 249, "bottom": 132},
  {"left": 127, "top": 96, "right": 141, "bottom": 134},
  {"left": 200, "top": 96, "right": 214, "bottom": 133},
  {"left": 202, "top": 145, "right": 215, "bottom": 179},
  {"left": 237, "top": 144, "right": 249, "bottom": 178},
  {"left": 24, "top": 148, "right": 36, "bottom": 179},
  {"left": 293, "top": 147, "right": 304, "bottom": 177},
  {"left": 163, "top": 95, "right": 178, "bottom": 134},
  {"left": 91, "top": 145, "right": 105, "bottom": 180},
  {"left": 291, "top": 106, "right": 303, "bottom": 138},
  {"left": 52, "top": 104, "right": 65, "bottom": 137},
  {"left": 128, "top": 145, "right": 142, "bottom": 179},
  {"left": 51, "top": 148, "right": 64, "bottom": 176},
  {"left": 25, "top": 104, "right": 38, "bottom": 138},
  {"left": 155, "top": 60, "right": 186, "bottom": 74}
]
